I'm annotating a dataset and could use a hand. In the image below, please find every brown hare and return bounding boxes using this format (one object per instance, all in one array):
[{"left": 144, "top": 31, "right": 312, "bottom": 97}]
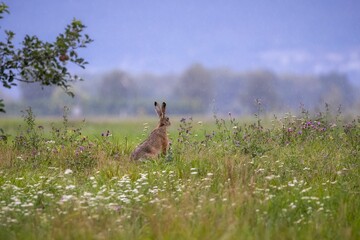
[{"left": 131, "top": 101, "right": 170, "bottom": 161}]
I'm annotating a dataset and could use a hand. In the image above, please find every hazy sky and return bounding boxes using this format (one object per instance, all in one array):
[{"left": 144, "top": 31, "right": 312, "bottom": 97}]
[{"left": 2, "top": 0, "right": 360, "bottom": 79}]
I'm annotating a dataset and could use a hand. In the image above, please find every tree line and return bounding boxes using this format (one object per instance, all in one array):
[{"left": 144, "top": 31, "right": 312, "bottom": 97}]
[{"left": 3, "top": 63, "right": 359, "bottom": 117}]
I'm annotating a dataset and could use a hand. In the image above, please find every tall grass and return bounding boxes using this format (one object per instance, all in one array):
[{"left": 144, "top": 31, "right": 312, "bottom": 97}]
[{"left": 0, "top": 107, "right": 359, "bottom": 239}]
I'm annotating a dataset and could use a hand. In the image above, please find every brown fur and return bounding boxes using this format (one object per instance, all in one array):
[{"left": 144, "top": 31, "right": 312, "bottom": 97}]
[{"left": 131, "top": 102, "right": 170, "bottom": 161}]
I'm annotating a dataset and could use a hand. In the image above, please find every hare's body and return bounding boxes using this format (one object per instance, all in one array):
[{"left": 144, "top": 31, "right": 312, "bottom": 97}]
[
  {"left": 131, "top": 127, "right": 169, "bottom": 160},
  {"left": 131, "top": 102, "right": 170, "bottom": 161}
]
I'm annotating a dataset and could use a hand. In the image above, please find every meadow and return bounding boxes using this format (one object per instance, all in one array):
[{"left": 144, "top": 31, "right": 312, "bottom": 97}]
[{"left": 0, "top": 107, "right": 359, "bottom": 240}]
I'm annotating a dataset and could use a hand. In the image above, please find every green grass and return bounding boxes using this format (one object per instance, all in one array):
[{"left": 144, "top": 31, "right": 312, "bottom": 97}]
[{"left": 0, "top": 109, "right": 359, "bottom": 239}]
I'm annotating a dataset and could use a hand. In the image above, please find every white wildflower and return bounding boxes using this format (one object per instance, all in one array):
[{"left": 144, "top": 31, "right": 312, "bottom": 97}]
[
  {"left": 59, "top": 195, "right": 73, "bottom": 204},
  {"left": 300, "top": 187, "right": 312, "bottom": 193},
  {"left": 21, "top": 202, "right": 34, "bottom": 208},
  {"left": 289, "top": 202, "right": 296, "bottom": 209},
  {"left": 64, "top": 169, "right": 73, "bottom": 175},
  {"left": 294, "top": 218, "right": 303, "bottom": 224},
  {"left": 265, "top": 175, "right": 279, "bottom": 181},
  {"left": 65, "top": 185, "right": 75, "bottom": 190}
]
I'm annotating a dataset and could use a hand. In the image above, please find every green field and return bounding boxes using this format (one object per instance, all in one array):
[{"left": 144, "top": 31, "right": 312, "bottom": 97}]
[{"left": 0, "top": 109, "right": 359, "bottom": 239}]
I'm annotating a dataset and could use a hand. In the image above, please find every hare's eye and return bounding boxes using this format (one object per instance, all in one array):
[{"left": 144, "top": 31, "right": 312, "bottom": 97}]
[{"left": 166, "top": 117, "right": 169, "bottom": 121}]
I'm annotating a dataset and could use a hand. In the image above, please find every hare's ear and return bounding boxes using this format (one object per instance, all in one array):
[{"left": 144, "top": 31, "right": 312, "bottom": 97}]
[
  {"left": 154, "top": 101, "right": 162, "bottom": 117},
  {"left": 161, "top": 102, "right": 166, "bottom": 115}
]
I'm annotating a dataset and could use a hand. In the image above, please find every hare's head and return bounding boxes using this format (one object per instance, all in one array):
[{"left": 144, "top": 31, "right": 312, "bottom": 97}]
[{"left": 155, "top": 101, "right": 170, "bottom": 127}]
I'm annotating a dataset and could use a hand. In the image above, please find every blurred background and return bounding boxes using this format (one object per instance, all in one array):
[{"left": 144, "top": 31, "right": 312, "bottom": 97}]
[{"left": 1, "top": 0, "right": 360, "bottom": 117}]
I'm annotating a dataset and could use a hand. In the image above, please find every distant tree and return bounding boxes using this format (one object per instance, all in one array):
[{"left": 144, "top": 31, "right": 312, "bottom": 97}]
[
  {"left": 20, "top": 82, "right": 55, "bottom": 101},
  {"left": 275, "top": 74, "right": 320, "bottom": 111},
  {"left": 212, "top": 69, "right": 246, "bottom": 114},
  {"left": 98, "top": 71, "right": 135, "bottom": 114},
  {"left": 319, "top": 72, "right": 355, "bottom": 108},
  {"left": 0, "top": 2, "right": 93, "bottom": 113},
  {"left": 16, "top": 82, "right": 57, "bottom": 115},
  {"left": 240, "top": 70, "right": 280, "bottom": 113},
  {"left": 50, "top": 87, "right": 83, "bottom": 115},
  {"left": 174, "top": 64, "right": 214, "bottom": 113}
]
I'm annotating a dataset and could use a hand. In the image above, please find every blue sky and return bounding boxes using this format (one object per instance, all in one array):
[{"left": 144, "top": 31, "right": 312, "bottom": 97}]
[{"left": 2, "top": 0, "right": 360, "bottom": 80}]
